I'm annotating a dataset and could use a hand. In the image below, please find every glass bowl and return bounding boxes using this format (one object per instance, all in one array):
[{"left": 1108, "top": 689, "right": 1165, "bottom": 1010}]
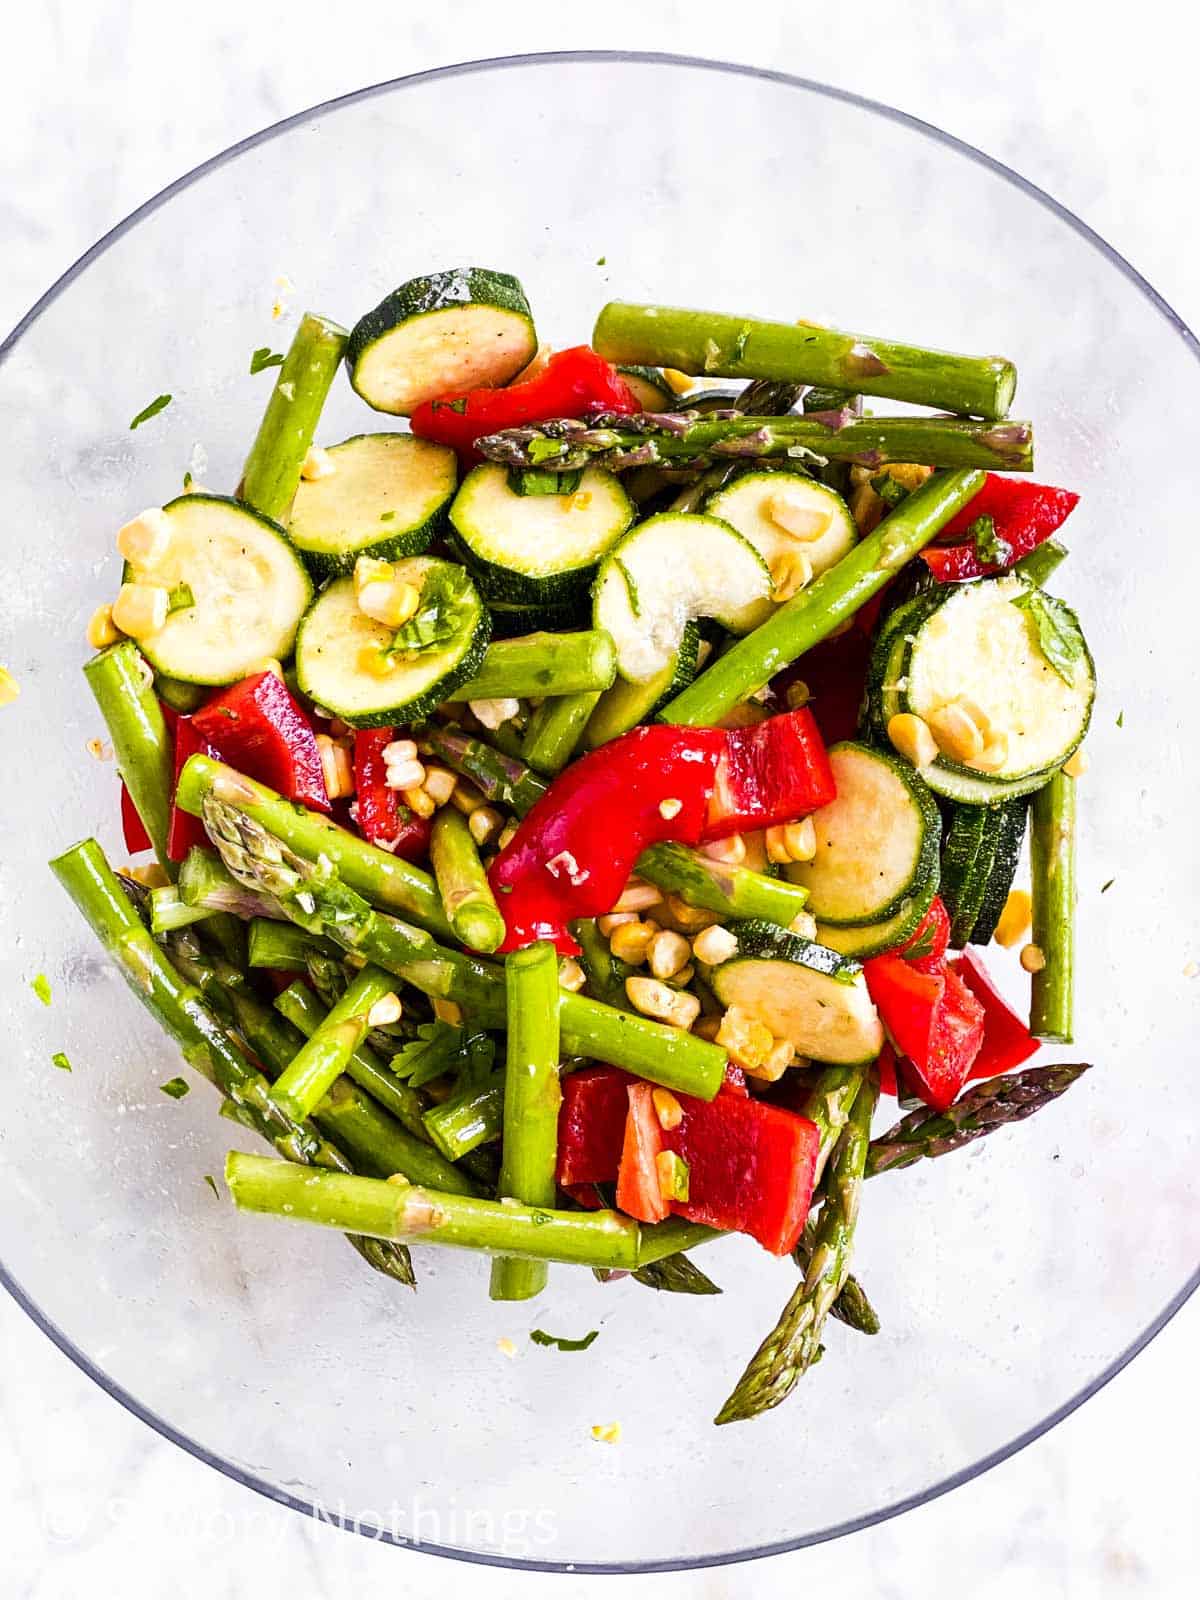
[{"left": 1, "top": 51, "right": 1197, "bottom": 1575}]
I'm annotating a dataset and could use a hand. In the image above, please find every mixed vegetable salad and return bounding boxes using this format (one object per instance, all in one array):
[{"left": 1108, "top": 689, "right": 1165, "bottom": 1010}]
[{"left": 51, "top": 269, "right": 1093, "bottom": 1424}]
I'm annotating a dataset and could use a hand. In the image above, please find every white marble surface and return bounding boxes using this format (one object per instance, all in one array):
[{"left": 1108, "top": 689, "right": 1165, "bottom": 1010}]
[{"left": 1, "top": 3, "right": 1197, "bottom": 1594}]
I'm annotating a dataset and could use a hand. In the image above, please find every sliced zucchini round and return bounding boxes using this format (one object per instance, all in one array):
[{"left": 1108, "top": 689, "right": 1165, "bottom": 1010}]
[
  {"left": 346, "top": 268, "right": 536, "bottom": 416},
  {"left": 816, "top": 876, "right": 937, "bottom": 961},
  {"left": 710, "top": 920, "right": 883, "bottom": 1065},
  {"left": 450, "top": 463, "right": 634, "bottom": 605},
  {"left": 786, "top": 742, "right": 940, "bottom": 927},
  {"left": 703, "top": 470, "right": 858, "bottom": 630},
  {"left": 287, "top": 433, "right": 457, "bottom": 575},
  {"left": 903, "top": 575, "right": 1095, "bottom": 782},
  {"left": 618, "top": 366, "right": 673, "bottom": 410},
  {"left": 582, "top": 621, "right": 701, "bottom": 748},
  {"left": 592, "top": 512, "right": 772, "bottom": 683},
  {"left": 295, "top": 556, "right": 488, "bottom": 727},
  {"left": 126, "top": 494, "right": 312, "bottom": 685}
]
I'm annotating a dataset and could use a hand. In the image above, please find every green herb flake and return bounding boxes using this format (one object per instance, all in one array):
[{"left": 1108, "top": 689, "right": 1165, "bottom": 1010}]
[
  {"left": 203, "top": 1174, "right": 219, "bottom": 1196},
  {"left": 1101, "top": 878, "right": 1115, "bottom": 893},
  {"left": 386, "top": 566, "right": 477, "bottom": 662},
  {"left": 31, "top": 973, "right": 52, "bottom": 1006},
  {"left": 869, "top": 473, "right": 909, "bottom": 510},
  {"left": 730, "top": 328, "right": 749, "bottom": 364},
  {"left": 379, "top": 511, "right": 396, "bottom": 522},
  {"left": 433, "top": 396, "right": 469, "bottom": 416},
  {"left": 160, "top": 1077, "right": 191, "bottom": 1099},
  {"left": 530, "top": 1327, "right": 600, "bottom": 1352},
  {"left": 968, "top": 514, "right": 1013, "bottom": 567},
  {"left": 1010, "top": 589, "right": 1085, "bottom": 685},
  {"left": 530, "top": 1210, "right": 554, "bottom": 1227},
  {"left": 527, "top": 436, "right": 566, "bottom": 465},
  {"left": 130, "top": 394, "right": 173, "bottom": 430},
  {"left": 249, "top": 347, "right": 285, "bottom": 375},
  {"left": 51, "top": 1051, "right": 72, "bottom": 1073},
  {"left": 183, "top": 471, "right": 193, "bottom": 491},
  {"left": 509, "top": 467, "right": 582, "bottom": 497},
  {"left": 595, "top": 256, "right": 607, "bottom": 266},
  {"left": 1116, "top": 710, "right": 1124, "bottom": 728},
  {"left": 167, "top": 582, "right": 196, "bottom": 614}
]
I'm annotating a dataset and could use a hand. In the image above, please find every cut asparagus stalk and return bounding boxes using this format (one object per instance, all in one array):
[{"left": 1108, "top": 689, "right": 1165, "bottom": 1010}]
[
  {"left": 444, "top": 630, "right": 618, "bottom": 702},
  {"left": 423, "top": 727, "right": 549, "bottom": 817},
  {"left": 659, "top": 469, "right": 986, "bottom": 726},
  {"left": 178, "top": 845, "right": 285, "bottom": 921},
  {"left": 429, "top": 807, "right": 506, "bottom": 953},
  {"left": 248, "top": 917, "right": 339, "bottom": 972},
  {"left": 175, "top": 753, "right": 451, "bottom": 938},
  {"left": 594, "top": 302, "right": 1017, "bottom": 419},
  {"left": 149, "top": 886, "right": 213, "bottom": 934},
  {"left": 490, "top": 941, "right": 562, "bottom": 1302},
  {"left": 422, "top": 1077, "right": 503, "bottom": 1162},
  {"left": 1029, "top": 773, "right": 1077, "bottom": 1042},
  {"left": 521, "top": 691, "right": 603, "bottom": 775},
  {"left": 239, "top": 311, "right": 348, "bottom": 522},
  {"left": 268, "top": 965, "right": 396, "bottom": 1120},
  {"left": 635, "top": 1216, "right": 722, "bottom": 1267},
  {"left": 1013, "top": 538, "right": 1068, "bottom": 588},
  {"left": 476, "top": 414, "right": 1033, "bottom": 476},
  {"left": 803, "top": 1063, "right": 867, "bottom": 1188},
  {"left": 84, "top": 641, "right": 175, "bottom": 873},
  {"left": 225, "top": 1151, "right": 641, "bottom": 1268},
  {"left": 636, "top": 842, "right": 810, "bottom": 927},
  {"left": 793, "top": 1217, "right": 880, "bottom": 1335}
]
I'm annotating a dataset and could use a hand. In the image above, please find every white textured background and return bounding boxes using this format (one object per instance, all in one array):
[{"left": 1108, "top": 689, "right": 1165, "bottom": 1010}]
[{"left": 1, "top": 4, "right": 1196, "bottom": 1595}]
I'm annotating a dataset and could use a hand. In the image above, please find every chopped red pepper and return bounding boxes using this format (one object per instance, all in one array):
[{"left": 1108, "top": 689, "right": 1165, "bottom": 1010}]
[
  {"left": 409, "top": 346, "right": 640, "bottom": 466},
  {"left": 702, "top": 707, "right": 836, "bottom": 840},
  {"left": 876, "top": 1040, "right": 899, "bottom": 1098},
  {"left": 120, "top": 782, "right": 153, "bottom": 855},
  {"left": 863, "top": 954, "right": 985, "bottom": 1111},
  {"left": 921, "top": 474, "right": 1079, "bottom": 582},
  {"left": 351, "top": 729, "right": 433, "bottom": 861},
  {"left": 615, "top": 1083, "right": 669, "bottom": 1223},
  {"left": 953, "top": 948, "right": 1040, "bottom": 1081},
  {"left": 556, "top": 1065, "right": 635, "bottom": 1187},
  {"left": 892, "top": 896, "right": 951, "bottom": 973},
  {"left": 774, "top": 629, "right": 873, "bottom": 746},
  {"left": 192, "top": 672, "right": 330, "bottom": 812},
  {"left": 167, "top": 715, "right": 219, "bottom": 861}
]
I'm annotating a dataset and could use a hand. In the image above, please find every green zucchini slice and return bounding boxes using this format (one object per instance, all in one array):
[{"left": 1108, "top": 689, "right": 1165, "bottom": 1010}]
[
  {"left": 815, "top": 879, "right": 937, "bottom": 962},
  {"left": 287, "top": 433, "right": 457, "bottom": 574},
  {"left": 970, "top": 799, "right": 1029, "bottom": 945},
  {"left": 346, "top": 268, "right": 536, "bottom": 416},
  {"left": 618, "top": 366, "right": 674, "bottom": 410},
  {"left": 582, "top": 621, "right": 701, "bottom": 748}
]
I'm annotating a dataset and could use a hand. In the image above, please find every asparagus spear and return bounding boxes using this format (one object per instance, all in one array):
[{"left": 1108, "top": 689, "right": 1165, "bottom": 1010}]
[
  {"left": 268, "top": 965, "right": 396, "bottom": 1120},
  {"left": 1013, "top": 538, "right": 1068, "bottom": 588},
  {"left": 1029, "top": 772, "right": 1077, "bottom": 1042},
  {"left": 630, "top": 1256, "right": 722, "bottom": 1294},
  {"left": 715, "top": 1070, "right": 878, "bottom": 1423},
  {"left": 803, "top": 1063, "right": 867, "bottom": 1186},
  {"left": 248, "top": 917, "right": 339, "bottom": 972},
  {"left": 594, "top": 302, "right": 1017, "bottom": 420},
  {"left": 521, "top": 691, "right": 602, "bottom": 775},
  {"left": 423, "top": 1076, "right": 503, "bottom": 1162},
  {"left": 174, "top": 753, "right": 452, "bottom": 938},
  {"left": 476, "top": 414, "right": 1033, "bottom": 476},
  {"left": 660, "top": 469, "right": 986, "bottom": 726},
  {"left": 179, "top": 845, "right": 285, "bottom": 918},
  {"left": 571, "top": 917, "right": 635, "bottom": 1011},
  {"left": 491, "top": 941, "right": 563, "bottom": 1301},
  {"left": 635, "top": 1216, "right": 721, "bottom": 1266},
  {"left": 225, "top": 1151, "right": 641, "bottom": 1269},
  {"left": 636, "top": 842, "right": 810, "bottom": 928},
  {"left": 445, "top": 631, "right": 618, "bottom": 701},
  {"left": 239, "top": 312, "right": 348, "bottom": 522},
  {"left": 429, "top": 808, "right": 506, "bottom": 953},
  {"left": 51, "top": 840, "right": 414, "bottom": 1284},
  {"left": 149, "top": 887, "right": 213, "bottom": 934},
  {"left": 424, "top": 727, "right": 548, "bottom": 816},
  {"left": 866, "top": 1062, "right": 1091, "bottom": 1175},
  {"left": 202, "top": 798, "right": 728, "bottom": 1097},
  {"left": 84, "top": 641, "right": 175, "bottom": 873}
]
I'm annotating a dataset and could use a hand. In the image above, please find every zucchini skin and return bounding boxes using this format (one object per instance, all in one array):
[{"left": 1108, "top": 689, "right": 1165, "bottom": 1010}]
[
  {"left": 720, "top": 919, "right": 863, "bottom": 979},
  {"left": 583, "top": 621, "right": 700, "bottom": 748},
  {"left": 487, "top": 598, "right": 588, "bottom": 638},
  {"left": 815, "top": 878, "right": 937, "bottom": 961},
  {"left": 969, "top": 799, "right": 1030, "bottom": 945}
]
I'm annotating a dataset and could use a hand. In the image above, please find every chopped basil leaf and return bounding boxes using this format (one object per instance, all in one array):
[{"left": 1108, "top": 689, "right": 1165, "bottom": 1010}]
[
  {"left": 160, "top": 1076, "right": 191, "bottom": 1099},
  {"left": 1116, "top": 710, "right": 1124, "bottom": 728},
  {"left": 203, "top": 1174, "right": 220, "bottom": 1196},
  {"left": 595, "top": 256, "right": 607, "bottom": 266},
  {"left": 379, "top": 511, "right": 396, "bottom": 521},
  {"left": 433, "top": 396, "right": 469, "bottom": 415},
  {"left": 387, "top": 565, "right": 476, "bottom": 659},
  {"left": 900, "top": 921, "right": 937, "bottom": 961},
  {"left": 509, "top": 467, "right": 583, "bottom": 497},
  {"left": 967, "top": 514, "right": 1012, "bottom": 567},
  {"left": 31, "top": 973, "right": 52, "bottom": 1006},
  {"left": 51, "top": 1051, "right": 72, "bottom": 1072},
  {"left": 168, "top": 582, "right": 196, "bottom": 614},
  {"left": 869, "top": 473, "right": 909, "bottom": 509},
  {"left": 1010, "top": 588, "right": 1085, "bottom": 684},
  {"left": 130, "top": 394, "right": 172, "bottom": 430},
  {"left": 530, "top": 1328, "right": 600, "bottom": 1352},
  {"left": 182, "top": 471, "right": 193, "bottom": 490},
  {"left": 249, "top": 347, "right": 285, "bottom": 374}
]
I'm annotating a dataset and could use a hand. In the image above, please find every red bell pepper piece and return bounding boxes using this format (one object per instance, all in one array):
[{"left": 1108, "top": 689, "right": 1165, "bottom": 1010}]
[
  {"left": 120, "top": 782, "right": 153, "bottom": 855},
  {"left": 166, "top": 716, "right": 218, "bottom": 861},
  {"left": 953, "top": 948, "right": 1041, "bottom": 1080},
  {"left": 410, "top": 346, "right": 639, "bottom": 466},
  {"left": 615, "top": 1083, "right": 669, "bottom": 1224},
  {"left": 892, "top": 896, "right": 951, "bottom": 973},
  {"left": 863, "top": 954, "right": 985, "bottom": 1111},
  {"left": 702, "top": 707, "right": 836, "bottom": 839},
  {"left": 876, "top": 1040, "right": 899, "bottom": 1098},
  {"left": 774, "top": 630, "right": 874, "bottom": 747},
  {"left": 921, "top": 474, "right": 1079, "bottom": 582},
  {"left": 556, "top": 1065, "right": 635, "bottom": 1187},
  {"left": 192, "top": 672, "right": 330, "bottom": 812},
  {"left": 351, "top": 729, "right": 434, "bottom": 861}
]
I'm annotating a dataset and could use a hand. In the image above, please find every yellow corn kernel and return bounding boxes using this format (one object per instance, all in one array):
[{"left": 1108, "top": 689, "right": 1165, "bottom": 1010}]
[
  {"left": 366, "top": 993, "right": 403, "bottom": 1028},
  {"left": 358, "top": 578, "right": 420, "bottom": 629},
  {"left": 769, "top": 551, "right": 814, "bottom": 604},
  {"left": 422, "top": 765, "right": 458, "bottom": 807},
  {"left": 496, "top": 1336, "right": 517, "bottom": 1359},
  {"left": 624, "top": 976, "right": 701, "bottom": 1030},
  {"left": 652, "top": 1087, "right": 683, "bottom": 1131},
  {"left": 558, "top": 958, "right": 586, "bottom": 993},
  {"left": 927, "top": 701, "right": 985, "bottom": 765},
  {"left": 468, "top": 697, "right": 520, "bottom": 731},
  {"left": 648, "top": 928, "right": 691, "bottom": 980},
  {"left": 692, "top": 925, "right": 739, "bottom": 966},
  {"left": 994, "top": 888, "right": 1033, "bottom": 949},
  {"left": 788, "top": 911, "right": 818, "bottom": 940},
  {"left": 849, "top": 481, "right": 884, "bottom": 535},
  {"left": 785, "top": 680, "right": 811, "bottom": 711},
  {"left": 662, "top": 368, "right": 694, "bottom": 395},
  {"left": 112, "top": 582, "right": 169, "bottom": 640},
  {"left": 1020, "top": 943, "right": 1047, "bottom": 974},
  {"left": 382, "top": 737, "right": 418, "bottom": 763},
  {"left": 116, "top": 508, "right": 173, "bottom": 567},
  {"left": 385, "top": 757, "right": 425, "bottom": 791},
  {"left": 403, "top": 785, "right": 437, "bottom": 820},
  {"left": 1063, "top": 747, "right": 1089, "bottom": 779},
  {"left": 658, "top": 796, "right": 683, "bottom": 821},
  {"left": 449, "top": 778, "right": 486, "bottom": 814},
  {"left": 597, "top": 912, "right": 638, "bottom": 936},
  {"left": 765, "top": 491, "right": 834, "bottom": 542},
  {"left": 358, "top": 646, "right": 400, "bottom": 678},
  {"left": 749, "top": 1037, "right": 795, "bottom": 1083},
  {"left": 125, "top": 862, "right": 171, "bottom": 889},
  {"left": 663, "top": 893, "right": 719, "bottom": 932},
  {"left": 315, "top": 734, "right": 353, "bottom": 800},
  {"left": 433, "top": 998, "right": 463, "bottom": 1026},
  {"left": 515, "top": 344, "right": 554, "bottom": 383},
  {"left": 610, "top": 919, "right": 658, "bottom": 965},
  {"left": 591, "top": 1423, "right": 622, "bottom": 1444},
  {"left": 764, "top": 825, "right": 791, "bottom": 865},
  {"left": 784, "top": 818, "right": 817, "bottom": 864},
  {"left": 716, "top": 1005, "right": 775, "bottom": 1072},
  {"left": 468, "top": 805, "right": 504, "bottom": 847},
  {"left": 300, "top": 445, "right": 337, "bottom": 481},
  {"left": 702, "top": 833, "right": 746, "bottom": 865},
  {"left": 0, "top": 666, "right": 19, "bottom": 708},
  {"left": 87, "top": 604, "right": 123, "bottom": 650},
  {"left": 354, "top": 555, "right": 394, "bottom": 591},
  {"left": 884, "top": 463, "right": 934, "bottom": 493},
  {"left": 497, "top": 819, "right": 519, "bottom": 851},
  {"left": 613, "top": 877, "right": 663, "bottom": 913},
  {"left": 887, "top": 712, "right": 938, "bottom": 770},
  {"left": 971, "top": 733, "right": 1010, "bottom": 773},
  {"left": 571, "top": 490, "right": 594, "bottom": 511}
]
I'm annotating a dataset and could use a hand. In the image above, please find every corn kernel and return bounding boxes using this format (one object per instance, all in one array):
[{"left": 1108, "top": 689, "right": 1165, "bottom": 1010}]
[
  {"left": 116, "top": 508, "right": 173, "bottom": 567},
  {"left": 468, "top": 805, "right": 503, "bottom": 847},
  {"left": 86, "top": 738, "right": 113, "bottom": 761},
  {"left": 515, "top": 344, "right": 554, "bottom": 383},
  {"left": 648, "top": 928, "right": 691, "bottom": 980},
  {"left": 0, "top": 666, "right": 19, "bottom": 708},
  {"left": 663, "top": 893, "right": 719, "bottom": 932},
  {"left": 613, "top": 877, "right": 663, "bottom": 913},
  {"left": 994, "top": 889, "right": 1033, "bottom": 949},
  {"left": 433, "top": 998, "right": 463, "bottom": 1026},
  {"left": 125, "top": 862, "right": 171, "bottom": 889},
  {"left": 359, "top": 579, "right": 421, "bottom": 629},
  {"left": 610, "top": 919, "right": 658, "bottom": 965},
  {"left": 112, "top": 582, "right": 169, "bottom": 640},
  {"left": 497, "top": 820, "right": 519, "bottom": 851},
  {"left": 784, "top": 817, "right": 817, "bottom": 863},
  {"left": 1020, "top": 942, "right": 1047, "bottom": 974},
  {"left": 300, "top": 445, "right": 336, "bottom": 481},
  {"left": 652, "top": 1087, "right": 683, "bottom": 1130},
  {"left": 849, "top": 481, "right": 884, "bottom": 535},
  {"left": 625, "top": 976, "right": 701, "bottom": 1030},
  {"left": 354, "top": 556, "right": 394, "bottom": 590},
  {"left": 788, "top": 911, "right": 818, "bottom": 940},
  {"left": 366, "top": 993, "right": 403, "bottom": 1028},
  {"left": 662, "top": 368, "right": 694, "bottom": 395},
  {"left": 764, "top": 825, "right": 791, "bottom": 865},
  {"left": 765, "top": 490, "right": 834, "bottom": 542},
  {"left": 887, "top": 712, "right": 938, "bottom": 770},
  {"left": 1063, "top": 747, "right": 1089, "bottom": 779},
  {"left": 971, "top": 733, "right": 1010, "bottom": 773},
  {"left": 692, "top": 925, "right": 739, "bottom": 966},
  {"left": 658, "top": 797, "right": 683, "bottom": 820},
  {"left": 87, "top": 604, "right": 123, "bottom": 650},
  {"left": 571, "top": 491, "right": 593, "bottom": 511},
  {"left": 597, "top": 912, "right": 638, "bottom": 936},
  {"left": 358, "top": 646, "right": 400, "bottom": 678},
  {"left": 785, "top": 680, "right": 811, "bottom": 711},
  {"left": 496, "top": 1336, "right": 517, "bottom": 1359},
  {"left": 702, "top": 833, "right": 746, "bottom": 865},
  {"left": 753, "top": 1037, "right": 795, "bottom": 1083},
  {"left": 450, "top": 778, "right": 486, "bottom": 815},
  {"left": 330, "top": 740, "right": 355, "bottom": 799},
  {"left": 315, "top": 734, "right": 353, "bottom": 800},
  {"left": 716, "top": 1005, "right": 775, "bottom": 1072},
  {"left": 769, "top": 551, "right": 814, "bottom": 603},
  {"left": 591, "top": 1423, "right": 622, "bottom": 1444},
  {"left": 928, "top": 701, "right": 986, "bottom": 765},
  {"left": 423, "top": 765, "right": 458, "bottom": 807},
  {"left": 382, "top": 738, "right": 418, "bottom": 764},
  {"left": 671, "top": 964, "right": 695, "bottom": 988},
  {"left": 558, "top": 957, "right": 586, "bottom": 993},
  {"left": 385, "top": 758, "right": 425, "bottom": 791},
  {"left": 884, "top": 463, "right": 934, "bottom": 493},
  {"left": 469, "top": 697, "right": 520, "bottom": 731},
  {"left": 403, "top": 785, "right": 437, "bottom": 820}
]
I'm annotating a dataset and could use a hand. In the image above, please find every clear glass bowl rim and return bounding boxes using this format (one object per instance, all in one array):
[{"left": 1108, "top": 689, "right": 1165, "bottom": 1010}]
[{"left": 2, "top": 48, "right": 1197, "bottom": 1576}]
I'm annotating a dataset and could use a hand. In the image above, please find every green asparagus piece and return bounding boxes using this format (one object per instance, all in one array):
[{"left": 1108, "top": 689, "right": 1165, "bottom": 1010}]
[
  {"left": 268, "top": 965, "right": 396, "bottom": 1120},
  {"left": 423, "top": 727, "right": 549, "bottom": 816},
  {"left": 631, "top": 1255, "right": 722, "bottom": 1294},
  {"left": 445, "top": 631, "right": 618, "bottom": 701},
  {"left": 1029, "top": 772, "right": 1077, "bottom": 1042},
  {"left": 867, "top": 1062, "right": 1092, "bottom": 1175},
  {"left": 491, "top": 941, "right": 563, "bottom": 1301},
  {"left": 203, "top": 798, "right": 728, "bottom": 1097},
  {"left": 594, "top": 302, "right": 1017, "bottom": 419},
  {"left": 226, "top": 1151, "right": 641, "bottom": 1268},
  {"left": 84, "top": 641, "right": 175, "bottom": 873},
  {"left": 155, "top": 675, "right": 207, "bottom": 714},
  {"left": 715, "top": 1070, "right": 878, "bottom": 1423},
  {"left": 1014, "top": 538, "right": 1068, "bottom": 588},
  {"left": 660, "top": 469, "right": 986, "bottom": 726},
  {"left": 239, "top": 311, "right": 348, "bottom": 522},
  {"left": 521, "top": 691, "right": 602, "bottom": 775},
  {"left": 51, "top": 840, "right": 414, "bottom": 1284},
  {"left": 178, "top": 845, "right": 285, "bottom": 919},
  {"left": 429, "top": 808, "right": 506, "bottom": 953},
  {"left": 636, "top": 842, "right": 810, "bottom": 928},
  {"left": 247, "top": 917, "right": 337, "bottom": 972},
  {"left": 149, "top": 886, "right": 212, "bottom": 933},
  {"left": 476, "top": 415, "right": 1033, "bottom": 476},
  {"left": 423, "top": 1076, "right": 503, "bottom": 1162},
  {"left": 571, "top": 917, "right": 635, "bottom": 1011},
  {"left": 175, "top": 753, "right": 451, "bottom": 938},
  {"left": 635, "top": 1216, "right": 722, "bottom": 1266},
  {"left": 792, "top": 1217, "right": 880, "bottom": 1335}
]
